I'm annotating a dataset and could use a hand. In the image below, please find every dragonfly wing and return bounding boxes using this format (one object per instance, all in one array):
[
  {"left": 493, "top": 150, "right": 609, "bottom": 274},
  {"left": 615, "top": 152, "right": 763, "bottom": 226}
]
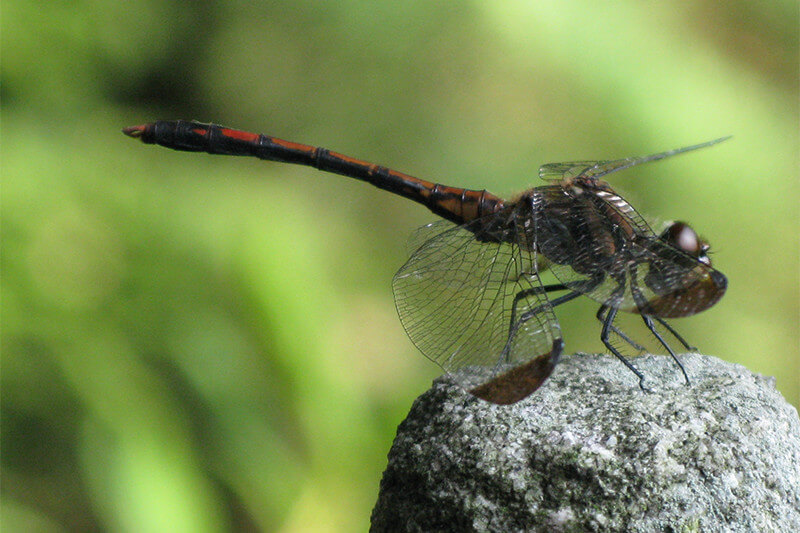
[
  {"left": 539, "top": 160, "right": 605, "bottom": 182},
  {"left": 539, "top": 137, "right": 730, "bottom": 183},
  {"left": 393, "top": 213, "right": 563, "bottom": 403},
  {"left": 405, "top": 219, "right": 454, "bottom": 256},
  {"left": 585, "top": 137, "right": 731, "bottom": 181}
]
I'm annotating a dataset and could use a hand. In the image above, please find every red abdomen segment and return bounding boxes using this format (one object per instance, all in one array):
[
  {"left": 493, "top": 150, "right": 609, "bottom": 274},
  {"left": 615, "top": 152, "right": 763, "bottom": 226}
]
[{"left": 124, "top": 120, "right": 505, "bottom": 225}]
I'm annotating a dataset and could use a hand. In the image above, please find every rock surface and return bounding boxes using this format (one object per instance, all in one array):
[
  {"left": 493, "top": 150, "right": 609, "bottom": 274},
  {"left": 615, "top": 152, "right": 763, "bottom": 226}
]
[{"left": 371, "top": 353, "right": 800, "bottom": 532}]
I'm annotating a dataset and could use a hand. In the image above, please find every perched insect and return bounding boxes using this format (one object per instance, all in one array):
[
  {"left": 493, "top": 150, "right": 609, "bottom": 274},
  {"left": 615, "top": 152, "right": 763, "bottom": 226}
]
[{"left": 124, "top": 121, "right": 728, "bottom": 404}]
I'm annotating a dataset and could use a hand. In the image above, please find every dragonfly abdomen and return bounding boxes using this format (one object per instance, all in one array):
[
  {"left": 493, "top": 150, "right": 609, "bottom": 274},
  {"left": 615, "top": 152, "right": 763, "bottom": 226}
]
[{"left": 124, "top": 120, "right": 505, "bottom": 225}]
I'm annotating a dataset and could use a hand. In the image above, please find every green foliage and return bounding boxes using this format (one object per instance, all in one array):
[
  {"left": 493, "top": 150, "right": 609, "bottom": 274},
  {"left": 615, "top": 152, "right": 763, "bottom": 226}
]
[{"left": 2, "top": 2, "right": 797, "bottom": 531}]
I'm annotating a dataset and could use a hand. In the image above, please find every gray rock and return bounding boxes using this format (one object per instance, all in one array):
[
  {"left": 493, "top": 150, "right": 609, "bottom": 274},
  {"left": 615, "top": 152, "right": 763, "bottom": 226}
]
[{"left": 371, "top": 353, "right": 800, "bottom": 532}]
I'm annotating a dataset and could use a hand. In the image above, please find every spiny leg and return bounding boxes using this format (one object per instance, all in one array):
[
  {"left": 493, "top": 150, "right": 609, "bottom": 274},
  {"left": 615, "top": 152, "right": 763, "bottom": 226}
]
[
  {"left": 519, "top": 289, "right": 585, "bottom": 319},
  {"left": 507, "top": 276, "right": 604, "bottom": 330},
  {"left": 503, "top": 276, "right": 604, "bottom": 364},
  {"left": 596, "top": 305, "right": 646, "bottom": 351},
  {"left": 629, "top": 264, "right": 690, "bottom": 385},
  {"left": 501, "top": 283, "right": 576, "bottom": 363},
  {"left": 641, "top": 315, "right": 690, "bottom": 385},
  {"left": 506, "top": 283, "right": 566, "bottom": 338},
  {"left": 651, "top": 316, "right": 697, "bottom": 352},
  {"left": 600, "top": 306, "right": 649, "bottom": 391}
]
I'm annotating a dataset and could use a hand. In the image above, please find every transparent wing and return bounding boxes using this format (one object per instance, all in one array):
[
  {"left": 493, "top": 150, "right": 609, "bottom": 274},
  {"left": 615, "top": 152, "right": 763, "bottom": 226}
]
[
  {"left": 393, "top": 213, "right": 562, "bottom": 403},
  {"left": 405, "top": 219, "right": 454, "bottom": 256},
  {"left": 539, "top": 137, "right": 730, "bottom": 183},
  {"left": 539, "top": 160, "right": 604, "bottom": 182}
]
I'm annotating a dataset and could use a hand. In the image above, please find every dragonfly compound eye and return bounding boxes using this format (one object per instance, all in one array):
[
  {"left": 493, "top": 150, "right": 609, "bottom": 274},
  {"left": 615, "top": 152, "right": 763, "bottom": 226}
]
[{"left": 660, "top": 221, "right": 713, "bottom": 266}]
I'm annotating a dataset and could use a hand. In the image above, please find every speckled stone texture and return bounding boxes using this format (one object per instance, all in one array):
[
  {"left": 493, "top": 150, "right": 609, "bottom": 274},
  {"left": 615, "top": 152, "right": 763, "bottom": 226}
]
[{"left": 371, "top": 353, "right": 800, "bottom": 532}]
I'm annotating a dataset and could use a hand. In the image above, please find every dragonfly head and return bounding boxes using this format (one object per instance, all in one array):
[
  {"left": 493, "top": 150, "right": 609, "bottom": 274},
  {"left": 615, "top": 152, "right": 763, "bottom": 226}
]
[{"left": 639, "top": 220, "right": 726, "bottom": 318}]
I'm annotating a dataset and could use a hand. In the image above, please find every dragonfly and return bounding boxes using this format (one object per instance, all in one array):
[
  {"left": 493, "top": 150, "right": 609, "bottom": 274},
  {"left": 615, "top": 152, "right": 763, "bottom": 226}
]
[{"left": 123, "top": 120, "right": 728, "bottom": 404}]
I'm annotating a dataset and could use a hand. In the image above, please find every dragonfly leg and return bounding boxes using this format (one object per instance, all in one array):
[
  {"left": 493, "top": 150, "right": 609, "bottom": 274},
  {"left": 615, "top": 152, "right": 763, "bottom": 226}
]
[
  {"left": 628, "top": 263, "right": 691, "bottom": 385},
  {"left": 507, "top": 284, "right": 566, "bottom": 334},
  {"left": 650, "top": 317, "right": 698, "bottom": 352},
  {"left": 641, "top": 316, "right": 691, "bottom": 386},
  {"left": 600, "top": 307, "right": 649, "bottom": 391},
  {"left": 502, "top": 276, "right": 605, "bottom": 363},
  {"left": 506, "top": 276, "right": 605, "bottom": 338},
  {"left": 500, "top": 284, "right": 577, "bottom": 364},
  {"left": 595, "top": 305, "right": 647, "bottom": 351}
]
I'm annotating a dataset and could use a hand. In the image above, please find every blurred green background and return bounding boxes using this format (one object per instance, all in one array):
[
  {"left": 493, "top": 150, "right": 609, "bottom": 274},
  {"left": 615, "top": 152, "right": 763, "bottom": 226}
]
[{"left": 3, "top": 2, "right": 798, "bottom": 531}]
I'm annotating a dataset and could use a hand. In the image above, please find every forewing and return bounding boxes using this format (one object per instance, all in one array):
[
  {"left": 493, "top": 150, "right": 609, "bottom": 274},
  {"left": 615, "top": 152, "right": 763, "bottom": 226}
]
[
  {"left": 393, "top": 214, "right": 562, "bottom": 403},
  {"left": 539, "top": 137, "right": 730, "bottom": 183},
  {"left": 539, "top": 161, "right": 605, "bottom": 182}
]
